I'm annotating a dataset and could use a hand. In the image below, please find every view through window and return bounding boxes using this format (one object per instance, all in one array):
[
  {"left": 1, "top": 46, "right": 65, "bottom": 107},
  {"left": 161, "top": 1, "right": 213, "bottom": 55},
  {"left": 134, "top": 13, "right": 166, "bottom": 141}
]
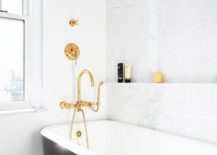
[{"left": 0, "top": 0, "right": 25, "bottom": 102}]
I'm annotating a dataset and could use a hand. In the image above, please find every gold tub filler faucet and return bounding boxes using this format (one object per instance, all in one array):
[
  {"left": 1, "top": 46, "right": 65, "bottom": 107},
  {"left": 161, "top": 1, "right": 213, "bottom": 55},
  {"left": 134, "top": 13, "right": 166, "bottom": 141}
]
[{"left": 59, "top": 69, "right": 104, "bottom": 149}]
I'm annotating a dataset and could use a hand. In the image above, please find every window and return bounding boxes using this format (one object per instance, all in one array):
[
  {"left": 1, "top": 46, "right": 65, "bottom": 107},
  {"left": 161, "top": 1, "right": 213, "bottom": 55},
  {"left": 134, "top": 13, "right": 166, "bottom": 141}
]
[
  {"left": 0, "top": 18, "right": 24, "bottom": 102},
  {"left": 0, "top": 0, "right": 42, "bottom": 110},
  {"left": 1, "top": 0, "right": 23, "bottom": 15}
]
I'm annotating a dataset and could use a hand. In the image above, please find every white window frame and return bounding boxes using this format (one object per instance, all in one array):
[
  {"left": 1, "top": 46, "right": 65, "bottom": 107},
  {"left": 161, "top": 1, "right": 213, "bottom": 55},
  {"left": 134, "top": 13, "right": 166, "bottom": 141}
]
[{"left": 0, "top": 0, "right": 43, "bottom": 111}]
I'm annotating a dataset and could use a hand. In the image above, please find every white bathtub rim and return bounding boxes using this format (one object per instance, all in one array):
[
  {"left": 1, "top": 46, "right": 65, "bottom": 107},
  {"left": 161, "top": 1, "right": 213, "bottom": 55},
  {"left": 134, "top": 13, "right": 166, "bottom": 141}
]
[{"left": 41, "top": 120, "right": 217, "bottom": 154}]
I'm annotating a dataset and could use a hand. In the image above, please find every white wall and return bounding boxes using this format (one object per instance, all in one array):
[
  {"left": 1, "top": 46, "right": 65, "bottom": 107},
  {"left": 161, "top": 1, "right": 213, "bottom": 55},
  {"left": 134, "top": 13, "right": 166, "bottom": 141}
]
[
  {"left": 107, "top": 0, "right": 217, "bottom": 83},
  {"left": 0, "top": 0, "right": 106, "bottom": 155}
]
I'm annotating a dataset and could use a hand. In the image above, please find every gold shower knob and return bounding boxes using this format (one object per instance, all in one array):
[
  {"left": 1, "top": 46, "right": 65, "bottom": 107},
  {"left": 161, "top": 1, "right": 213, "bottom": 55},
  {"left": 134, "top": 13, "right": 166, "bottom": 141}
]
[
  {"left": 59, "top": 101, "right": 66, "bottom": 109},
  {"left": 69, "top": 18, "right": 79, "bottom": 27},
  {"left": 64, "top": 43, "right": 80, "bottom": 60}
]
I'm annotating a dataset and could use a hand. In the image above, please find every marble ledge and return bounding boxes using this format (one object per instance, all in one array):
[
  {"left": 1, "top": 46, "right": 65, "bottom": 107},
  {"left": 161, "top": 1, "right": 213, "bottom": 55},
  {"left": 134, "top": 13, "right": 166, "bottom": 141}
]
[{"left": 105, "top": 82, "right": 217, "bottom": 87}]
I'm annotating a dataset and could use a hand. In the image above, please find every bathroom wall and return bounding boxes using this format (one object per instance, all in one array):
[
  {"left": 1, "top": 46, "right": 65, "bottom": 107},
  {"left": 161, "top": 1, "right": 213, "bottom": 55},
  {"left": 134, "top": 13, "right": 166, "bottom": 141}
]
[
  {"left": 107, "top": 83, "right": 217, "bottom": 144},
  {"left": 106, "top": 0, "right": 217, "bottom": 144},
  {"left": 107, "top": 0, "right": 150, "bottom": 82},
  {"left": 0, "top": 0, "right": 106, "bottom": 155},
  {"left": 107, "top": 0, "right": 217, "bottom": 83}
]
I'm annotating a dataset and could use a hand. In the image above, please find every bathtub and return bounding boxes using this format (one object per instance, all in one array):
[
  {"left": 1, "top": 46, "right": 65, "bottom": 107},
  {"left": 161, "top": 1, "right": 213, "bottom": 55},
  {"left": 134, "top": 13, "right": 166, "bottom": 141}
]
[{"left": 41, "top": 120, "right": 217, "bottom": 155}]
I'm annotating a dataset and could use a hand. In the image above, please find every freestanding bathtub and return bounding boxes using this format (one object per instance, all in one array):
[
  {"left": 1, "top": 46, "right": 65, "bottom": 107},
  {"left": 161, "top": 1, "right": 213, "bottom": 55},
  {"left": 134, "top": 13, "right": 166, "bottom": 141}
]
[{"left": 41, "top": 120, "right": 217, "bottom": 155}]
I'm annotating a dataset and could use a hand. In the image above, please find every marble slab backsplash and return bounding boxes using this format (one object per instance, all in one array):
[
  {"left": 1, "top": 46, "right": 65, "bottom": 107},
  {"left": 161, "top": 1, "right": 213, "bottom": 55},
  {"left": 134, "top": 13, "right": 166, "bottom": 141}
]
[
  {"left": 107, "top": 0, "right": 217, "bottom": 83},
  {"left": 106, "top": 83, "right": 217, "bottom": 144}
]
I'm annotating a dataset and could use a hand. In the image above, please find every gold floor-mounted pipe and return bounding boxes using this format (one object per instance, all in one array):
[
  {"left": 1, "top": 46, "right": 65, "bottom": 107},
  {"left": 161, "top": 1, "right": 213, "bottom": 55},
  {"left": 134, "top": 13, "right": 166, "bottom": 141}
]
[
  {"left": 69, "top": 104, "right": 77, "bottom": 141},
  {"left": 69, "top": 103, "right": 90, "bottom": 148},
  {"left": 80, "top": 108, "right": 89, "bottom": 149},
  {"left": 60, "top": 69, "right": 103, "bottom": 149}
]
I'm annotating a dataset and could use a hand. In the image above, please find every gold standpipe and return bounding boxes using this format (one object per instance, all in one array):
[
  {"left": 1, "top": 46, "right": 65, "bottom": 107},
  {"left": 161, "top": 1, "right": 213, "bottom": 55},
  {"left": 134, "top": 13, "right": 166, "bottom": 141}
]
[{"left": 59, "top": 69, "right": 104, "bottom": 149}]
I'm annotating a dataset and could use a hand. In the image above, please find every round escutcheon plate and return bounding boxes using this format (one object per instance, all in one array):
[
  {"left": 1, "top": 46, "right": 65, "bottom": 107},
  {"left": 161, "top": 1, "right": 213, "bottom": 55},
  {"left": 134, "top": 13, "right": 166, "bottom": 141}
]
[{"left": 64, "top": 43, "right": 80, "bottom": 60}]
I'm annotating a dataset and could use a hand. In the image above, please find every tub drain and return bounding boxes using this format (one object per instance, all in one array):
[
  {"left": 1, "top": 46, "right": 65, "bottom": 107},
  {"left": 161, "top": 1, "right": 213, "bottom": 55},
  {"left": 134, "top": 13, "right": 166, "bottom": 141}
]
[{"left": 76, "top": 130, "right": 82, "bottom": 138}]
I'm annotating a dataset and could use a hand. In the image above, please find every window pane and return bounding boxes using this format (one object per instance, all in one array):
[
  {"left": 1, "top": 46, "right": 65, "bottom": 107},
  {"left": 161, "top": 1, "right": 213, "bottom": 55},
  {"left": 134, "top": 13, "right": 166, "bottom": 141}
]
[
  {"left": 1, "top": 0, "right": 23, "bottom": 15},
  {"left": 0, "top": 18, "right": 24, "bottom": 102}
]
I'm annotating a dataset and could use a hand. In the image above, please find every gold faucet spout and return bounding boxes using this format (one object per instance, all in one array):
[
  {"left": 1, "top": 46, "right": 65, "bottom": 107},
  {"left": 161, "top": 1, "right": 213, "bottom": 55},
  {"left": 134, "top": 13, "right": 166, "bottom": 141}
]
[{"left": 77, "top": 69, "right": 94, "bottom": 101}]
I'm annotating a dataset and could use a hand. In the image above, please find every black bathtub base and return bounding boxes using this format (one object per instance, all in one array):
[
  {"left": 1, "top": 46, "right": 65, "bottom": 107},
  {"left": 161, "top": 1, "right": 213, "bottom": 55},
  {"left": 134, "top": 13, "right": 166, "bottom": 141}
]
[{"left": 42, "top": 136, "right": 78, "bottom": 155}]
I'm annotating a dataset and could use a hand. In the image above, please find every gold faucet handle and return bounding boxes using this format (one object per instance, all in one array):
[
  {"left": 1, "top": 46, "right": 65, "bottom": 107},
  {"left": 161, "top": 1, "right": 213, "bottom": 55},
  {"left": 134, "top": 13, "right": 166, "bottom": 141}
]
[
  {"left": 59, "top": 101, "right": 75, "bottom": 109},
  {"left": 59, "top": 101, "right": 66, "bottom": 109},
  {"left": 78, "top": 100, "right": 93, "bottom": 108}
]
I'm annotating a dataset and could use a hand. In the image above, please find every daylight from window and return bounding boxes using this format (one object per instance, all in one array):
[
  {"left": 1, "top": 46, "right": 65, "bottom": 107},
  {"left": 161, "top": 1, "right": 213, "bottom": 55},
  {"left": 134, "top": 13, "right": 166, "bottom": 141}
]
[
  {"left": 0, "top": 18, "right": 24, "bottom": 102},
  {"left": 1, "top": 0, "right": 23, "bottom": 15}
]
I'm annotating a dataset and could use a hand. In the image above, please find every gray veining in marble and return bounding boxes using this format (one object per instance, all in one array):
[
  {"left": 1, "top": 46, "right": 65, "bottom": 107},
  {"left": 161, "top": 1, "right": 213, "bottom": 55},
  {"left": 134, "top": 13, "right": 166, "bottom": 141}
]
[{"left": 107, "top": 83, "right": 217, "bottom": 144}]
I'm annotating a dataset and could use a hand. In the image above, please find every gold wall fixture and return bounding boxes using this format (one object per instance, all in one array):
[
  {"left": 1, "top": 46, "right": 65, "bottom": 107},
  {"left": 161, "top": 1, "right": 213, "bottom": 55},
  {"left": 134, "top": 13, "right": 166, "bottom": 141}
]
[
  {"left": 64, "top": 43, "right": 80, "bottom": 60},
  {"left": 69, "top": 18, "right": 79, "bottom": 27},
  {"left": 59, "top": 69, "right": 104, "bottom": 149}
]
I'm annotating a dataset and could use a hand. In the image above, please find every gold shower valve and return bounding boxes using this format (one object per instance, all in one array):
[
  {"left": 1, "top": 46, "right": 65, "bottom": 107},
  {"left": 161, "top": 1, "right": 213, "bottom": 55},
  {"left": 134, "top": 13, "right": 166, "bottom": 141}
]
[{"left": 64, "top": 43, "right": 80, "bottom": 61}]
